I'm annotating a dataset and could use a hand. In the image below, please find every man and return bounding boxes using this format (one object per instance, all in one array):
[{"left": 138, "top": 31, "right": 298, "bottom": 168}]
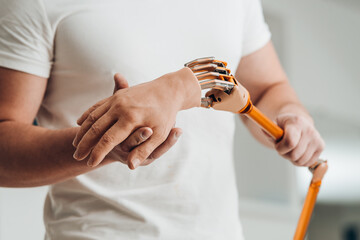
[{"left": 0, "top": 0, "right": 324, "bottom": 239}]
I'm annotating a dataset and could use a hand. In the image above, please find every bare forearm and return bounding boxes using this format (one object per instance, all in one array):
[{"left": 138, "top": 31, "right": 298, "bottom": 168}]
[
  {"left": 0, "top": 121, "right": 111, "bottom": 187},
  {"left": 241, "top": 81, "right": 313, "bottom": 147},
  {"left": 236, "top": 42, "right": 324, "bottom": 167}
]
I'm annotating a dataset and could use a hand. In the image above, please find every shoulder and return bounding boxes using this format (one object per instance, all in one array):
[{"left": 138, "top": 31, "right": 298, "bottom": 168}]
[
  {"left": 0, "top": 0, "right": 52, "bottom": 39},
  {"left": 0, "top": 0, "right": 54, "bottom": 78},
  {"left": 0, "top": 0, "right": 49, "bottom": 23},
  {"left": 0, "top": 0, "right": 46, "bottom": 12}
]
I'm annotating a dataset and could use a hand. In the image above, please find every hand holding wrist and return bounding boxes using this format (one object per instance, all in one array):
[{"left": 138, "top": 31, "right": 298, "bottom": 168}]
[{"left": 73, "top": 69, "right": 199, "bottom": 169}]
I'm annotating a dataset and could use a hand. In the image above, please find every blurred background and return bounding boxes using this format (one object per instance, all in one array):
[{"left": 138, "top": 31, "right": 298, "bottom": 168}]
[{"left": 0, "top": 0, "right": 359, "bottom": 239}]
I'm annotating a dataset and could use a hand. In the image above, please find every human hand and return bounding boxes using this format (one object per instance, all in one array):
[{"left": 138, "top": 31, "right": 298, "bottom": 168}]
[
  {"left": 73, "top": 68, "right": 200, "bottom": 169},
  {"left": 73, "top": 73, "right": 183, "bottom": 168},
  {"left": 274, "top": 113, "right": 325, "bottom": 167},
  {"left": 106, "top": 124, "right": 183, "bottom": 167}
]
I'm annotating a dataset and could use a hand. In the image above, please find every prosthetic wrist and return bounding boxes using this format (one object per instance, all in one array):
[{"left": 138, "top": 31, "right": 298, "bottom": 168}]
[{"left": 184, "top": 57, "right": 250, "bottom": 113}]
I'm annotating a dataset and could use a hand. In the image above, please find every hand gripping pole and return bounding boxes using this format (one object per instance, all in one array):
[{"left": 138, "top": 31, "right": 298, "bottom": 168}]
[{"left": 185, "top": 57, "right": 328, "bottom": 240}]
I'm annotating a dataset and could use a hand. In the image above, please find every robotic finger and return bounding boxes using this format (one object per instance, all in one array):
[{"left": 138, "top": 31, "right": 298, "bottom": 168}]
[
  {"left": 191, "top": 63, "right": 230, "bottom": 75},
  {"left": 184, "top": 56, "right": 227, "bottom": 68}
]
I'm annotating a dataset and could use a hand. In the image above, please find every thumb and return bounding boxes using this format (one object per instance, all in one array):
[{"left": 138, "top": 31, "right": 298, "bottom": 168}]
[
  {"left": 275, "top": 113, "right": 299, "bottom": 140},
  {"left": 113, "top": 73, "right": 129, "bottom": 94}
]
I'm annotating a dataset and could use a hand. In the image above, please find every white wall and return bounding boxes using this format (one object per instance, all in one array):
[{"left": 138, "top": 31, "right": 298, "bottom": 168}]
[
  {"left": 0, "top": 187, "right": 47, "bottom": 240},
  {"left": 262, "top": 0, "right": 360, "bottom": 119}
]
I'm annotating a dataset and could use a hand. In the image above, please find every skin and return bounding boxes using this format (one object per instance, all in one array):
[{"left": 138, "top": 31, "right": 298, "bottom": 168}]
[
  {"left": 0, "top": 70, "right": 182, "bottom": 187},
  {"left": 73, "top": 68, "right": 201, "bottom": 169},
  {"left": 236, "top": 42, "right": 325, "bottom": 167},
  {"left": 75, "top": 41, "right": 325, "bottom": 168},
  {"left": 0, "top": 41, "right": 325, "bottom": 187}
]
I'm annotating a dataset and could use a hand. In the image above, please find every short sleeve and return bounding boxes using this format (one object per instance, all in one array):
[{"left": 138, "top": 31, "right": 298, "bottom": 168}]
[
  {"left": 241, "top": 0, "right": 271, "bottom": 57},
  {"left": 0, "top": 0, "right": 53, "bottom": 78}
]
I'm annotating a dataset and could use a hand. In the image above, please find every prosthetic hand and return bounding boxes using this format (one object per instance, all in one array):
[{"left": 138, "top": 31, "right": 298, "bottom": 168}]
[
  {"left": 185, "top": 57, "right": 328, "bottom": 240},
  {"left": 185, "top": 56, "right": 283, "bottom": 140}
]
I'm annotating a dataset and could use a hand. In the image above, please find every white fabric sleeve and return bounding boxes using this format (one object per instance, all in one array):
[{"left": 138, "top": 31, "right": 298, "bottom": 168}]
[
  {"left": 241, "top": 0, "right": 271, "bottom": 57},
  {"left": 0, "top": 0, "right": 53, "bottom": 78}
]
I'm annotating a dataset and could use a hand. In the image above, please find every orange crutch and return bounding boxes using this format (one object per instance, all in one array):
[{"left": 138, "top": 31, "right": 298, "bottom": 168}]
[{"left": 185, "top": 57, "right": 328, "bottom": 240}]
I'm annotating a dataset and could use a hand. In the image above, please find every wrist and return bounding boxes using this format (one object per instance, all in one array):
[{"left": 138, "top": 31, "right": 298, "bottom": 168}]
[
  {"left": 152, "top": 67, "right": 201, "bottom": 111},
  {"left": 168, "top": 67, "right": 201, "bottom": 110},
  {"left": 277, "top": 103, "right": 314, "bottom": 125}
]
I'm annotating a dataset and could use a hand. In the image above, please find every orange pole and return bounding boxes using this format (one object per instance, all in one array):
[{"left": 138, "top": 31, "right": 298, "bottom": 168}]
[
  {"left": 240, "top": 102, "right": 327, "bottom": 240},
  {"left": 293, "top": 181, "right": 321, "bottom": 240}
]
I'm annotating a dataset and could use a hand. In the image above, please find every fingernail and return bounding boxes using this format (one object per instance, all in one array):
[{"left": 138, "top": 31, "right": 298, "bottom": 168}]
[
  {"left": 87, "top": 157, "right": 94, "bottom": 167},
  {"left": 72, "top": 138, "right": 78, "bottom": 147},
  {"left": 140, "top": 130, "right": 151, "bottom": 140},
  {"left": 73, "top": 151, "right": 79, "bottom": 160},
  {"left": 132, "top": 158, "right": 141, "bottom": 169}
]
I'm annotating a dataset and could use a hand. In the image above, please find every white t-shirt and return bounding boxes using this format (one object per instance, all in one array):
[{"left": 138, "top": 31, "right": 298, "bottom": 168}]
[{"left": 0, "top": 0, "right": 270, "bottom": 239}]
